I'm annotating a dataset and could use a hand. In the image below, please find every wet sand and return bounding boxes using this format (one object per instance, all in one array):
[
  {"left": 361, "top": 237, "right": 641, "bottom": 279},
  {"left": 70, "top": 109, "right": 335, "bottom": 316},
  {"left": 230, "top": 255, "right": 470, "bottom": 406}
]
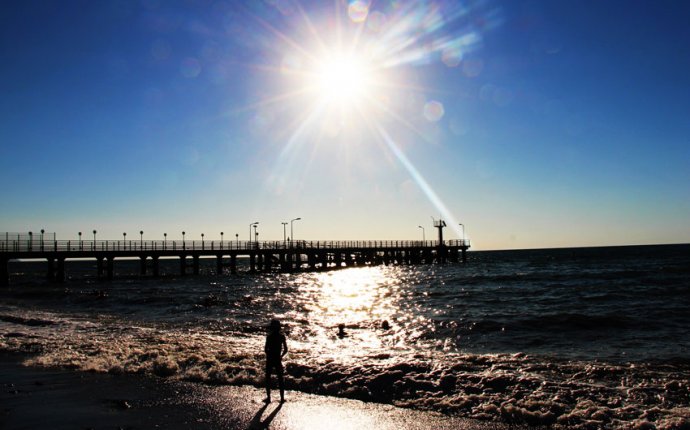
[{"left": 1, "top": 354, "right": 513, "bottom": 430}]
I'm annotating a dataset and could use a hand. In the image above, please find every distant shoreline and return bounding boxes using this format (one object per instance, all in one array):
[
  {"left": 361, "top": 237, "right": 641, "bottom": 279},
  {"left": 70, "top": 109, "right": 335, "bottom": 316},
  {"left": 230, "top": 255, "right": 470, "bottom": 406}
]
[{"left": 472, "top": 242, "right": 690, "bottom": 253}]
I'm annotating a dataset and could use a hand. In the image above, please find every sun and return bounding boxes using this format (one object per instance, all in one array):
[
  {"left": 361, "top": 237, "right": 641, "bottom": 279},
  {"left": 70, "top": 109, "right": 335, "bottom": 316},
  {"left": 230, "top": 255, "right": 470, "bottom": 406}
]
[{"left": 314, "top": 53, "right": 374, "bottom": 106}]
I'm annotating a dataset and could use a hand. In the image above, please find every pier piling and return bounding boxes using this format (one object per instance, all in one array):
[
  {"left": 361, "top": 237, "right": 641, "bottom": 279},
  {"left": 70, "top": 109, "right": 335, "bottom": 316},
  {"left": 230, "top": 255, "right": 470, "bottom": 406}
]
[
  {"left": 152, "top": 257, "right": 159, "bottom": 277},
  {"left": 139, "top": 257, "right": 147, "bottom": 275},
  {"left": 56, "top": 258, "right": 65, "bottom": 282},
  {"left": 180, "top": 256, "right": 186, "bottom": 276},
  {"left": 216, "top": 255, "right": 223, "bottom": 275},
  {"left": 193, "top": 256, "right": 200, "bottom": 275},
  {"left": 47, "top": 258, "right": 55, "bottom": 281},
  {"left": 1, "top": 258, "right": 8, "bottom": 286}
]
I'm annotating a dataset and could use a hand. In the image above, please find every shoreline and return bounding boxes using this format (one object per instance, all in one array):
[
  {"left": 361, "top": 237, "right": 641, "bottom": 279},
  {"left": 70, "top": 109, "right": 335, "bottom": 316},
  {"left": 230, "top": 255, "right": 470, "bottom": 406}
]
[{"left": 1, "top": 352, "right": 512, "bottom": 430}]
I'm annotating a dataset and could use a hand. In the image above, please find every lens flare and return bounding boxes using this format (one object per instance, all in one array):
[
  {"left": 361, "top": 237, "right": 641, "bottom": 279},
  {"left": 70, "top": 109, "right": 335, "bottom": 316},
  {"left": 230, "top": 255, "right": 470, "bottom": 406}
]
[
  {"left": 348, "top": 1, "right": 369, "bottom": 23},
  {"left": 423, "top": 100, "right": 445, "bottom": 121},
  {"left": 180, "top": 57, "right": 201, "bottom": 78},
  {"left": 367, "top": 10, "right": 387, "bottom": 32}
]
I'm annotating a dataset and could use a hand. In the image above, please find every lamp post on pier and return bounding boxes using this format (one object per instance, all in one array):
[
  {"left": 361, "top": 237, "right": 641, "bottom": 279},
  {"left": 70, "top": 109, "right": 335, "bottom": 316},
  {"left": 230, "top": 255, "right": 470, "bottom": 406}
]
[
  {"left": 164, "top": 233, "right": 167, "bottom": 250},
  {"left": 79, "top": 232, "right": 82, "bottom": 250},
  {"left": 249, "top": 222, "right": 259, "bottom": 246},
  {"left": 28, "top": 231, "right": 33, "bottom": 251},
  {"left": 201, "top": 233, "right": 205, "bottom": 250},
  {"left": 459, "top": 223, "right": 465, "bottom": 244},
  {"left": 418, "top": 225, "right": 425, "bottom": 243},
  {"left": 93, "top": 230, "right": 97, "bottom": 250},
  {"left": 40, "top": 229, "right": 45, "bottom": 251},
  {"left": 253, "top": 225, "right": 259, "bottom": 247},
  {"left": 220, "top": 232, "right": 224, "bottom": 249},
  {"left": 290, "top": 217, "right": 301, "bottom": 245},
  {"left": 235, "top": 233, "right": 238, "bottom": 248},
  {"left": 140, "top": 231, "right": 144, "bottom": 249},
  {"left": 123, "top": 232, "right": 126, "bottom": 250},
  {"left": 182, "top": 231, "right": 186, "bottom": 250}
]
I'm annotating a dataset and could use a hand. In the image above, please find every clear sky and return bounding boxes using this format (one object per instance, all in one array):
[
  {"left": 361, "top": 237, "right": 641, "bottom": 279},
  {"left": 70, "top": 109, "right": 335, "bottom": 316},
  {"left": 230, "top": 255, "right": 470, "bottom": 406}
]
[{"left": 1, "top": 0, "right": 689, "bottom": 250}]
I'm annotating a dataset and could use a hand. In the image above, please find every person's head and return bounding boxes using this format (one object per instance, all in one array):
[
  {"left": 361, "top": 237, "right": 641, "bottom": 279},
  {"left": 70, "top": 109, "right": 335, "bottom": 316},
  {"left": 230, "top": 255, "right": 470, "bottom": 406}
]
[{"left": 269, "top": 319, "right": 281, "bottom": 333}]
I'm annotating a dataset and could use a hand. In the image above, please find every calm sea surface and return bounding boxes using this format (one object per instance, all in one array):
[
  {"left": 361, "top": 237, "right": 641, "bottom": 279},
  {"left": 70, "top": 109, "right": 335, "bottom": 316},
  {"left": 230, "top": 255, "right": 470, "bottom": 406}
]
[{"left": 2, "top": 244, "right": 689, "bottom": 428}]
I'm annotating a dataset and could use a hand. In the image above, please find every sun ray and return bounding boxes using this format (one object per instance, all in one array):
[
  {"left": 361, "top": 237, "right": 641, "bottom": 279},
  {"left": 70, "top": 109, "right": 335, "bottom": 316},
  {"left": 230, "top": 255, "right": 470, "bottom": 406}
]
[
  {"left": 347, "top": 3, "right": 369, "bottom": 56},
  {"left": 363, "top": 93, "right": 439, "bottom": 147},
  {"left": 246, "top": 9, "right": 322, "bottom": 65},
  {"left": 335, "top": 0, "right": 344, "bottom": 51},
  {"left": 294, "top": 1, "right": 331, "bottom": 56},
  {"left": 375, "top": 125, "right": 462, "bottom": 235},
  {"left": 279, "top": 99, "right": 327, "bottom": 158},
  {"left": 247, "top": 0, "right": 499, "bottom": 228},
  {"left": 225, "top": 87, "right": 315, "bottom": 115}
]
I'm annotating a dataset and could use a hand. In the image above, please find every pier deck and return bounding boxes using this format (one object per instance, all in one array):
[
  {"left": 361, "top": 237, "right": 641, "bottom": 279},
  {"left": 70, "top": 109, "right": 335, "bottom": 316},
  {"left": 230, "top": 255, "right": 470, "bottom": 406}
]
[{"left": 0, "top": 238, "right": 470, "bottom": 285}]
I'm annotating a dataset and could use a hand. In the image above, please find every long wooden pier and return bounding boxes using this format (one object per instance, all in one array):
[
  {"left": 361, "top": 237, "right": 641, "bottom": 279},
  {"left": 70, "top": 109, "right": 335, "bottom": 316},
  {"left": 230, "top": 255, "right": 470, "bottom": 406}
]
[{"left": 0, "top": 237, "right": 469, "bottom": 285}]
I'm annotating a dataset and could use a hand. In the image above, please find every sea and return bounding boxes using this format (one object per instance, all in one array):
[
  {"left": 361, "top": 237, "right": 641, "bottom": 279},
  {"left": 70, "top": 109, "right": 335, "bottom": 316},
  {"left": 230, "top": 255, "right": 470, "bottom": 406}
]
[{"left": 1, "top": 244, "right": 689, "bottom": 429}]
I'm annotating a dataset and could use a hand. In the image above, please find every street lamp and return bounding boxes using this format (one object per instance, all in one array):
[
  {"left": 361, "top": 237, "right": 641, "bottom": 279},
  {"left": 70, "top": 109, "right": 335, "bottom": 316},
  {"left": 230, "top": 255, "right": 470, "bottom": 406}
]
[
  {"left": 79, "top": 232, "right": 82, "bottom": 250},
  {"left": 28, "top": 231, "right": 33, "bottom": 251},
  {"left": 253, "top": 224, "right": 259, "bottom": 246},
  {"left": 93, "top": 230, "right": 97, "bottom": 251},
  {"left": 249, "top": 222, "right": 259, "bottom": 244},
  {"left": 418, "top": 225, "right": 425, "bottom": 242},
  {"left": 290, "top": 217, "right": 301, "bottom": 243},
  {"left": 459, "top": 223, "right": 465, "bottom": 244},
  {"left": 123, "top": 232, "right": 127, "bottom": 250},
  {"left": 201, "top": 233, "right": 205, "bottom": 249},
  {"left": 182, "top": 231, "right": 186, "bottom": 249},
  {"left": 40, "top": 229, "right": 45, "bottom": 251},
  {"left": 220, "top": 232, "right": 224, "bottom": 249},
  {"left": 140, "top": 230, "right": 144, "bottom": 248},
  {"left": 235, "top": 233, "right": 239, "bottom": 248},
  {"left": 164, "top": 233, "right": 167, "bottom": 249},
  {"left": 281, "top": 222, "right": 288, "bottom": 243}
]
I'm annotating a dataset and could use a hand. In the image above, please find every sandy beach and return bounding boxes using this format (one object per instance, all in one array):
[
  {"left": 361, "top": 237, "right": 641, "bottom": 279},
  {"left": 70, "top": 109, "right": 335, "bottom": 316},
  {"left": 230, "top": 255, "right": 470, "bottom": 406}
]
[{"left": 1, "top": 354, "right": 513, "bottom": 430}]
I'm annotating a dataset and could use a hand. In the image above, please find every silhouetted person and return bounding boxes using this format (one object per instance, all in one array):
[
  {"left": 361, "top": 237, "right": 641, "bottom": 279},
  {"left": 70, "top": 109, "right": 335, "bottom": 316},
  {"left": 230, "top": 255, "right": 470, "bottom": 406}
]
[
  {"left": 264, "top": 319, "right": 288, "bottom": 403},
  {"left": 337, "top": 323, "right": 347, "bottom": 338}
]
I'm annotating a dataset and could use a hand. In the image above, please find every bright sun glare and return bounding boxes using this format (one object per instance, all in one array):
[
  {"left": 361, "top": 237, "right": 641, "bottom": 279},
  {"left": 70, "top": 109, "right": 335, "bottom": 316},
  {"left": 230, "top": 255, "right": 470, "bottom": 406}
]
[
  {"left": 253, "top": 0, "right": 488, "bottom": 238},
  {"left": 315, "top": 53, "right": 373, "bottom": 105}
]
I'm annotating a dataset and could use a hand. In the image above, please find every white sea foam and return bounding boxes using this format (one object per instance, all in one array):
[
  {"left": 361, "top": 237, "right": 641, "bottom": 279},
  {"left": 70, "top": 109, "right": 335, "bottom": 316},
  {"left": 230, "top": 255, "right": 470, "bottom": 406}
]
[{"left": 2, "top": 305, "right": 689, "bottom": 429}]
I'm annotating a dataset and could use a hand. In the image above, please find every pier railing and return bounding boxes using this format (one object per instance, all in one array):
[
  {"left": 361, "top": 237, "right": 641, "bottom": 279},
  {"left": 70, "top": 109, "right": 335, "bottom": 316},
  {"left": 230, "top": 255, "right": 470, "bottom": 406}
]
[{"left": 0, "top": 239, "right": 470, "bottom": 254}]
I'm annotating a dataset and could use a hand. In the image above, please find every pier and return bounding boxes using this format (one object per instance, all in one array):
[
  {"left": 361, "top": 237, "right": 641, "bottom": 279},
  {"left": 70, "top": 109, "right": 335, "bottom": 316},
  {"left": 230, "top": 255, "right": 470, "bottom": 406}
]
[{"left": 1, "top": 233, "right": 469, "bottom": 286}]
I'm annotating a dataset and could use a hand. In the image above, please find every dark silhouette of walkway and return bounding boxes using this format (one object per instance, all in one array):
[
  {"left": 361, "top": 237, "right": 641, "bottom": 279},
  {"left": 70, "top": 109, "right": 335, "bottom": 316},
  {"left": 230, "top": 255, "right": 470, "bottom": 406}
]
[{"left": 1, "top": 237, "right": 470, "bottom": 285}]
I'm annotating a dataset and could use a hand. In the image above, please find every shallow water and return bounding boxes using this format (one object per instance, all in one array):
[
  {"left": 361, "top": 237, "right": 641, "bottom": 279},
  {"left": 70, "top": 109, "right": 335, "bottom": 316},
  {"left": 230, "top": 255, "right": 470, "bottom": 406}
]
[{"left": 2, "top": 244, "right": 689, "bottom": 429}]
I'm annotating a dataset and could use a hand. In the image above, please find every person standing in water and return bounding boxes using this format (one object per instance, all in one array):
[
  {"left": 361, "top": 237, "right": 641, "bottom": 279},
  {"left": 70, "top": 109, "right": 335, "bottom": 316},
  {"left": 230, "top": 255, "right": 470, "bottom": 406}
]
[{"left": 264, "top": 319, "right": 288, "bottom": 403}]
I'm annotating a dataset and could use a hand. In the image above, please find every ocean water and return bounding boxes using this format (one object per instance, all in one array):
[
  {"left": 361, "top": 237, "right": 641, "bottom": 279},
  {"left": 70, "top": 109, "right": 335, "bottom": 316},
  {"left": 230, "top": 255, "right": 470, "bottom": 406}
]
[{"left": 1, "top": 244, "right": 689, "bottom": 429}]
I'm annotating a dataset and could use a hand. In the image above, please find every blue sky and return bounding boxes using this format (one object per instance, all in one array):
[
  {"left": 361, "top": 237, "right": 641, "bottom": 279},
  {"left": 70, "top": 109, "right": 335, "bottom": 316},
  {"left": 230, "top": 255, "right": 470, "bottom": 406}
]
[{"left": 1, "top": 0, "right": 689, "bottom": 250}]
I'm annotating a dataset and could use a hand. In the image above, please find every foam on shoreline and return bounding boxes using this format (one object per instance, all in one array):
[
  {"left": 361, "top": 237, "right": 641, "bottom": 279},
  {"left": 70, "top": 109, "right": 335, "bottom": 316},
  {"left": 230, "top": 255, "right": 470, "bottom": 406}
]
[
  {"left": 2, "top": 306, "right": 689, "bottom": 429},
  {"left": 0, "top": 353, "right": 511, "bottom": 430}
]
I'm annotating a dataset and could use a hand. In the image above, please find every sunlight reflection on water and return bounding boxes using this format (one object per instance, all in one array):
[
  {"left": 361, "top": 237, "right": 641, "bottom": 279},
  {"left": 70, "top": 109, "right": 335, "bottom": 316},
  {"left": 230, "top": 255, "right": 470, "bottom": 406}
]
[{"left": 275, "top": 266, "right": 433, "bottom": 363}]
